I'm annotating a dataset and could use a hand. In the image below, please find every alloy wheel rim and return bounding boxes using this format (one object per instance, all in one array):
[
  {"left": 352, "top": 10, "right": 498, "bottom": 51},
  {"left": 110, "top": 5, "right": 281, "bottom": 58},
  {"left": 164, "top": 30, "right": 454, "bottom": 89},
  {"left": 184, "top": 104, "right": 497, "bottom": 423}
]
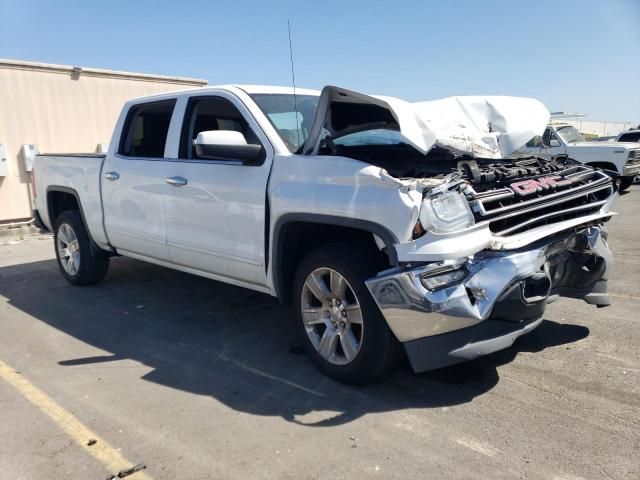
[
  {"left": 300, "top": 267, "right": 364, "bottom": 365},
  {"left": 56, "top": 223, "right": 80, "bottom": 275}
]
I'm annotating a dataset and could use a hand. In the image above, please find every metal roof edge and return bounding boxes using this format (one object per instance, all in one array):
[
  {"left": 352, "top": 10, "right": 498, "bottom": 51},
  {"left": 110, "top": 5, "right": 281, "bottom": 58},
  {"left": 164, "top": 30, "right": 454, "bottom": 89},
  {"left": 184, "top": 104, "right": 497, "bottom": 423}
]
[{"left": 0, "top": 58, "right": 208, "bottom": 86}]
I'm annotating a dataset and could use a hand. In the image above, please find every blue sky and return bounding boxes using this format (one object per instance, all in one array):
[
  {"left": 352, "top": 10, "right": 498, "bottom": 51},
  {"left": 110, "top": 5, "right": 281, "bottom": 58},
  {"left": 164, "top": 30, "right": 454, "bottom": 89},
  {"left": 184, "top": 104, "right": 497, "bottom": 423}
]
[{"left": 1, "top": 0, "right": 639, "bottom": 124}]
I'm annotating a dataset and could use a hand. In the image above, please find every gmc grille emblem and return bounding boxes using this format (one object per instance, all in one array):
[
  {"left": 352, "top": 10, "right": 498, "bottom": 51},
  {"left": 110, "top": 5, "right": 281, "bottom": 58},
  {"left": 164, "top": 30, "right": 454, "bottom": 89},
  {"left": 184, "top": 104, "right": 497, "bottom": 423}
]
[{"left": 510, "top": 175, "right": 572, "bottom": 196}]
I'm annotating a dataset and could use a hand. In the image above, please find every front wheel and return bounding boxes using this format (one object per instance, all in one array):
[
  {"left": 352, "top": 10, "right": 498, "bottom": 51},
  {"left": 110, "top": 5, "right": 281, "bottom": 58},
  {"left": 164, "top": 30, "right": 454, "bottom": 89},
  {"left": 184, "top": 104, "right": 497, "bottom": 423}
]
[
  {"left": 54, "top": 210, "right": 109, "bottom": 286},
  {"left": 292, "top": 243, "right": 398, "bottom": 384}
]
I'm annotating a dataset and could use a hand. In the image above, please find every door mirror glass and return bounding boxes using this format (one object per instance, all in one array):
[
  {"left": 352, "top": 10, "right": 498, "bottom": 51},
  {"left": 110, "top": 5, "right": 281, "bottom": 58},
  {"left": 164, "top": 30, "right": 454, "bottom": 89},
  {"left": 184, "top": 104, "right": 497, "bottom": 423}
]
[
  {"left": 549, "top": 138, "right": 561, "bottom": 147},
  {"left": 194, "top": 130, "right": 263, "bottom": 163}
]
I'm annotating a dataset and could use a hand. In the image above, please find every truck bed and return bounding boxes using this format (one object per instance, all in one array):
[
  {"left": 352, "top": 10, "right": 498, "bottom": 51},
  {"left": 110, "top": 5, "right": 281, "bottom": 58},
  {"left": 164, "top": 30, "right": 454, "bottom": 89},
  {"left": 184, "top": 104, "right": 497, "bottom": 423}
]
[{"left": 33, "top": 153, "right": 110, "bottom": 249}]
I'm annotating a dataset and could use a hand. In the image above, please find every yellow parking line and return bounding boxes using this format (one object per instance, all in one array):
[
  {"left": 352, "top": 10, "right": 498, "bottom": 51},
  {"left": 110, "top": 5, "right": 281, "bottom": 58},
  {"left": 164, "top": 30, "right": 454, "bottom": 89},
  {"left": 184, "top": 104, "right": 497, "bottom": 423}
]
[{"left": 0, "top": 358, "right": 154, "bottom": 480}]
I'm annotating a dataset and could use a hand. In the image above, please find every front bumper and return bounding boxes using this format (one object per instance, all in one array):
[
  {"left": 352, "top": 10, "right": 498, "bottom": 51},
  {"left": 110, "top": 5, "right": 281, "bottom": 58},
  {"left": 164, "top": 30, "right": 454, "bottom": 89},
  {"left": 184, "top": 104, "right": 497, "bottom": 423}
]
[
  {"left": 623, "top": 163, "right": 640, "bottom": 176},
  {"left": 366, "top": 226, "right": 612, "bottom": 372}
]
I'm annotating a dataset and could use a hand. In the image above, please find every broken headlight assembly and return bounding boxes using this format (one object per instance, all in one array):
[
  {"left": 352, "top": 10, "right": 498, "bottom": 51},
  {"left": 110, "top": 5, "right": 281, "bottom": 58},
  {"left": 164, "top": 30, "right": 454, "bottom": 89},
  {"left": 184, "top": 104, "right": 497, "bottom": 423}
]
[{"left": 419, "top": 190, "right": 475, "bottom": 234}]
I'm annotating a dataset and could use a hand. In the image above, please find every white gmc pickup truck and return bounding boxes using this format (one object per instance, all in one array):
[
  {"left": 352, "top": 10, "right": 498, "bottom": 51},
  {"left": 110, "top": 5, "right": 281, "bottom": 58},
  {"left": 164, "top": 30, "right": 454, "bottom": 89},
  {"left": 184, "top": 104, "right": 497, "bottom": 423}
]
[{"left": 33, "top": 85, "right": 618, "bottom": 384}]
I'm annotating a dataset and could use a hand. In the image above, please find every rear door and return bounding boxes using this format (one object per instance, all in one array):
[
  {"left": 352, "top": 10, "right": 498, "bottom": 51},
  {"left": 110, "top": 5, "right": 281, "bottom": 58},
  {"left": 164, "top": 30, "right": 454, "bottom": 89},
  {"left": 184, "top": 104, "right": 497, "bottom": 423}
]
[
  {"left": 102, "top": 100, "right": 177, "bottom": 260},
  {"left": 163, "top": 93, "right": 273, "bottom": 287}
]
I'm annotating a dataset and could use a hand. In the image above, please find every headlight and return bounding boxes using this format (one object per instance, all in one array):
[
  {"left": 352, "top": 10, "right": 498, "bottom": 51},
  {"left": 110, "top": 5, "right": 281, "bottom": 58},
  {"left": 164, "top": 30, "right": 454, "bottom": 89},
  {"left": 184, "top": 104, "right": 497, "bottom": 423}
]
[{"left": 419, "top": 190, "right": 475, "bottom": 234}]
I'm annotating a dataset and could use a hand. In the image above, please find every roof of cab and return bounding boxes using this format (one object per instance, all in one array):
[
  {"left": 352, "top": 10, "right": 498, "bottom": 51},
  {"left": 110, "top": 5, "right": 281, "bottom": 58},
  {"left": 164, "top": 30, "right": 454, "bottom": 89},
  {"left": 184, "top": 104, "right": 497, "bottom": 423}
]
[
  {"left": 235, "top": 85, "right": 320, "bottom": 96},
  {"left": 125, "top": 84, "right": 321, "bottom": 104}
]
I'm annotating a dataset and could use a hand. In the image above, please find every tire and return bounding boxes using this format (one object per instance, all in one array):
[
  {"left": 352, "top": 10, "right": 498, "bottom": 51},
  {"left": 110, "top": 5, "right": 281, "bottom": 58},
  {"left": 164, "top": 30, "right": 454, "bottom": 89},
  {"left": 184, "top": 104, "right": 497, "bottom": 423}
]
[
  {"left": 54, "top": 210, "right": 109, "bottom": 286},
  {"left": 292, "top": 243, "right": 398, "bottom": 384},
  {"left": 619, "top": 177, "right": 633, "bottom": 192}
]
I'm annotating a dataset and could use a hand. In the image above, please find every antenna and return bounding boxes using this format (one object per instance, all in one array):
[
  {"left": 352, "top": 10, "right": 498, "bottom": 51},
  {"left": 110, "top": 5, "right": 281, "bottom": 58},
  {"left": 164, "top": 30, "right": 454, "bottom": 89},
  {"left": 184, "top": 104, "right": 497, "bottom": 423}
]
[{"left": 287, "top": 20, "right": 300, "bottom": 148}]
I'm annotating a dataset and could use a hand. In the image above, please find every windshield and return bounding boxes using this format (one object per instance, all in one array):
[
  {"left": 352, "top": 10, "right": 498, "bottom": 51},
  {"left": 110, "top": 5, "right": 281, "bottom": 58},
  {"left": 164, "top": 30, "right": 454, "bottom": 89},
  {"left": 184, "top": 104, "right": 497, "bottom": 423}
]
[
  {"left": 556, "top": 125, "right": 584, "bottom": 143},
  {"left": 249, "top": 94, "right": 319, "bottom": 152},
  {"left": 333, "top": 129, "right": 408, "bottom": 146},
  {"left": 618, "top": 132, "right": 640, "bottom": 142}
]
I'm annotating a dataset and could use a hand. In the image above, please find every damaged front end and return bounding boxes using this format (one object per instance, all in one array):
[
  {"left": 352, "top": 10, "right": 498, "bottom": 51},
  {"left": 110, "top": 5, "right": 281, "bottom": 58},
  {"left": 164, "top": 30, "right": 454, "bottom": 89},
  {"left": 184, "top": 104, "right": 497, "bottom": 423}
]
[
  {"left": 367, "top": 157, "right": 617, "bottom": 372},
  {"left": 367, "top": 225, "right": 612, "bottom": 371},
  {"left": 293, "top": 84, "right": 618, "bottom": 372}
]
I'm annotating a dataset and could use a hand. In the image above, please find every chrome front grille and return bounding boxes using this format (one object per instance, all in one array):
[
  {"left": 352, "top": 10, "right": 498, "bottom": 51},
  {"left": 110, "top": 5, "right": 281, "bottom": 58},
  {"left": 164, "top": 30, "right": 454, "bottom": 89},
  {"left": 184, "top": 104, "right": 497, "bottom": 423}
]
[
  {"left": 628, "top": 149, "right": 640, "bottom": 164},
  {"left": 467, "top": 165, "right": 614, "bottom": 237}
]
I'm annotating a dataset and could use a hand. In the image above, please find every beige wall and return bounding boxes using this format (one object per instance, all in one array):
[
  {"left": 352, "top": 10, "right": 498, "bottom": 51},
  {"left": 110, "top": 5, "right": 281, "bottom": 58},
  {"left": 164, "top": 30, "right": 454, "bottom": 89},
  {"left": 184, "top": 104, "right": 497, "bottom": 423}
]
[{"left": 0, "top": 60, "right": 206, "bottom": 222}]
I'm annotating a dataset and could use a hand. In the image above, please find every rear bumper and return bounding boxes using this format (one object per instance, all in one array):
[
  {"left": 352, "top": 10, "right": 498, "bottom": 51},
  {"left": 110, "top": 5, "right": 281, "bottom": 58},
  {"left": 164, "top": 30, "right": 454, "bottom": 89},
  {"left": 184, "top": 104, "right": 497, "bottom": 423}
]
[{"left": 366, "top": 226, "right": 612, "bottom": 371}]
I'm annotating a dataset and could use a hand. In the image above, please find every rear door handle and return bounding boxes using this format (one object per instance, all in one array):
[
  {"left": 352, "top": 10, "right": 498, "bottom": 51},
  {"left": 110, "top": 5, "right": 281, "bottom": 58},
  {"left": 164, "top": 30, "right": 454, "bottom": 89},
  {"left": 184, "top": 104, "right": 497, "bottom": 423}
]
[
  {"left": 165, "top": 176, "right": 188, "bottom": 187},
  {"left": 104, "top": 171, "right": 120, "bottom": 181}
]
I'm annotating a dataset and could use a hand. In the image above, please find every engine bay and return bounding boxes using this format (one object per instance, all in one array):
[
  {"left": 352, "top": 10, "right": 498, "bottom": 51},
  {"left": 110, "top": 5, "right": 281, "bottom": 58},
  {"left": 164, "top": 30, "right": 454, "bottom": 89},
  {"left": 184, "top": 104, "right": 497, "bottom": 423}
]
[{"left": 322, "top": 140, "right": 578, "bottom": 189}]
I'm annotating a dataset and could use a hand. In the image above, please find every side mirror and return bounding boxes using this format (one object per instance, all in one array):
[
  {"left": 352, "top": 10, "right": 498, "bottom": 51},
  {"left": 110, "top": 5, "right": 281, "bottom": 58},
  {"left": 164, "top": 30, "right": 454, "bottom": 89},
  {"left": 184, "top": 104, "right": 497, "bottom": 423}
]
[
  {"left": 549, "top": 138, "right": 561, "bottom": 147},
  {"left": 194, "top": 130, "right": 263, "bottom": 164}
]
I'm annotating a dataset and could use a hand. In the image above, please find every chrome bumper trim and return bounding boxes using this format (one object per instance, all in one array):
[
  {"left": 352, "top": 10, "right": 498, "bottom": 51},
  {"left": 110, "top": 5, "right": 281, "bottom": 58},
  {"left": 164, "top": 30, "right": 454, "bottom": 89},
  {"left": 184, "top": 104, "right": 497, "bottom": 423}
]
[{"left": 366, "top": 226, "right": 612, "bottom": 343}]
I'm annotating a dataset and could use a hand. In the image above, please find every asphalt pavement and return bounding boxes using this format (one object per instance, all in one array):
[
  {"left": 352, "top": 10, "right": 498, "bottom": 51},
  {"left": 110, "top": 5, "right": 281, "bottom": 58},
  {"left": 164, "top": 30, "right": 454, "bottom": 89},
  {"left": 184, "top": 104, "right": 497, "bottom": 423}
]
[{"left": 0, "top": 187, "right": 638, "bottom": 479}]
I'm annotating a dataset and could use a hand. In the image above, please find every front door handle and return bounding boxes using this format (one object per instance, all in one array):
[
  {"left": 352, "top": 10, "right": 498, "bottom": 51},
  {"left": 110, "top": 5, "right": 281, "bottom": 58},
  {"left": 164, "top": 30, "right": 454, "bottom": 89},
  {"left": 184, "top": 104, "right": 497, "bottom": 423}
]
[
  {"left": 165, "top": 176, "right": 188, "bottom": 187},
  {"left": 104, "top": 171, "right": 120, "bottom": 181}
]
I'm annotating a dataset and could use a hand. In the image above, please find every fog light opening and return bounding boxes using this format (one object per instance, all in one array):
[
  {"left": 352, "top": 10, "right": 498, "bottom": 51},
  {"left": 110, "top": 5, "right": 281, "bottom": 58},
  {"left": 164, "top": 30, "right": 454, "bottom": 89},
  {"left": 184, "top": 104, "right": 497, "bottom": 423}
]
[
  {"left": 420, "top": 267, "right": 466, "bottom": 291},
  {"left": 522, "top": 274, "right": 551, "bottom": 304}
]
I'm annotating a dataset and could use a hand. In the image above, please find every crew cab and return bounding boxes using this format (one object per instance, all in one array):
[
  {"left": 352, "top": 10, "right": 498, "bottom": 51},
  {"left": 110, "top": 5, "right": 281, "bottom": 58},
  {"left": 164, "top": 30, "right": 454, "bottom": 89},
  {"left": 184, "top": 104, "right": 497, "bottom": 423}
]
[
  {"left": 33, "top": 85, "right": 618, "bottom": 384},
  {"left": 518, "top": 123, "right": 640, "bottom": 190}
]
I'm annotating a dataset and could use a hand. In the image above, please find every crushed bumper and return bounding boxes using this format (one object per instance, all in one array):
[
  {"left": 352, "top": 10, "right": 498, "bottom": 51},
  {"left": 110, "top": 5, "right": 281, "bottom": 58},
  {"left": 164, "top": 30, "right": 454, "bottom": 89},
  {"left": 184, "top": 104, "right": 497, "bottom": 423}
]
[{"left": 366, "top": 226, "right": 612, "bottom": 372}]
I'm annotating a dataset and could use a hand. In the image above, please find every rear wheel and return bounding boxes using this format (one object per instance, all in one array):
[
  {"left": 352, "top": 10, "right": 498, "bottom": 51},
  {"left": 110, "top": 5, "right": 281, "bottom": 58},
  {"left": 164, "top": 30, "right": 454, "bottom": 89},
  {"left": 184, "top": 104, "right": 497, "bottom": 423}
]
[
  {"left": 292, "top": 243, "right": 398, "bottom": 384},
  {"left": 54, "top": 210, "right": 109, "bottom": 286}
]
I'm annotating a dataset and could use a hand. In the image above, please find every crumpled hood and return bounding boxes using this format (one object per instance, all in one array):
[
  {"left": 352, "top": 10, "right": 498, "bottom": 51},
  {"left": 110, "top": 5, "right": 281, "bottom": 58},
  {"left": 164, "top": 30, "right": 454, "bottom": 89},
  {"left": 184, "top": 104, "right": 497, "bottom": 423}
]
[{"left": 303, "top": 86, "right": 550, "bottom": 159}]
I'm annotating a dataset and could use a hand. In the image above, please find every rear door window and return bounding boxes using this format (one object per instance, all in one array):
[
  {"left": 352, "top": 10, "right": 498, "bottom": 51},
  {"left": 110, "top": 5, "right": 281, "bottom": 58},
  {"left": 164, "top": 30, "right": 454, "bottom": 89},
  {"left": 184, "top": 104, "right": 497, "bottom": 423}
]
[{"left": 119, "top": 100, "right": 176, "bottom": 158}]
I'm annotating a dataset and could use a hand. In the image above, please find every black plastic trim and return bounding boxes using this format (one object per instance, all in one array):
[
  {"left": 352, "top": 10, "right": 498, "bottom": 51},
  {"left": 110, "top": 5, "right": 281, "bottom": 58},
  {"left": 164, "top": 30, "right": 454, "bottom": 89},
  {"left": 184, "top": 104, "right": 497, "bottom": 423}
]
[
  {"left": 403, "top": 316, "right": 542, "bottom": 372},
  {"left": 271, "top": 213, "right": 399, "bottom": 303}
]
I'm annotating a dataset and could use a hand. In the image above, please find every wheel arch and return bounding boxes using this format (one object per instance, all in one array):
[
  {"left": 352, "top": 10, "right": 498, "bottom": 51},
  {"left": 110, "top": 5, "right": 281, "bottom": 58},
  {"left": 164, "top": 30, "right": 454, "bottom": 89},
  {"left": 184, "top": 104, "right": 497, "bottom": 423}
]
[
  {"left": 271, "top": 213, "right": 399, "bottom": 304},
  {"left": 46, "top": 186, "right": 101, "bottom": 251},
  {"left": 585, "top": 161, "right": 620, "bottom": 175}
]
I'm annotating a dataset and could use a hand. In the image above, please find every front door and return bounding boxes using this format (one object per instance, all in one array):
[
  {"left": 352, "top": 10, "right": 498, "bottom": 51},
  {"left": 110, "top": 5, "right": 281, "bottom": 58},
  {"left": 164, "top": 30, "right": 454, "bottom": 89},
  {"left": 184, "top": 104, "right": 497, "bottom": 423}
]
[
  {"left": 163, "top": 94, "right": 272, "bottom": 287},
  {"left": 520, "top": 128, "right": 566, "bottom": 156},
  {"left": 540, "top": 128, "right": 566, "bottom": 155},
  {"left": 102, "top": 100, "right": 176, "bottom": 261}
]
